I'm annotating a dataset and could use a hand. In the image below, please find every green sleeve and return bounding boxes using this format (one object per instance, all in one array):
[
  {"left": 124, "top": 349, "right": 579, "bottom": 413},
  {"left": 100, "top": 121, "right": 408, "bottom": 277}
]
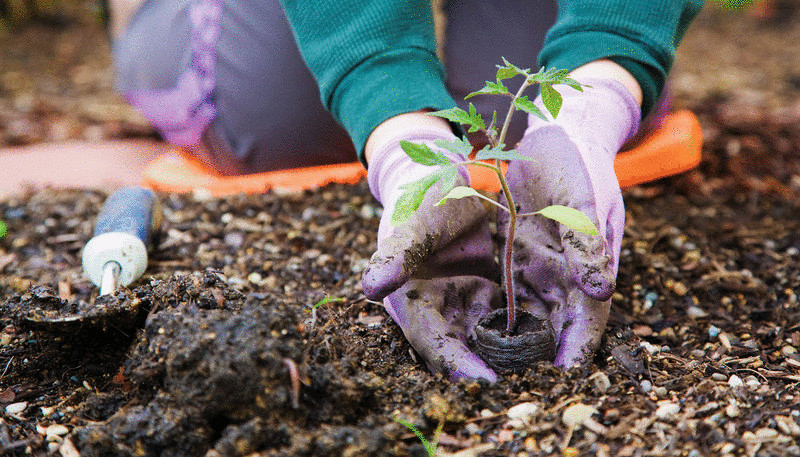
[
  {"left": 279, "top": 0, "right": 457, "bottom": 164},
  {"left": 539, "top": 0, "right": 705, "bottom": 116}
]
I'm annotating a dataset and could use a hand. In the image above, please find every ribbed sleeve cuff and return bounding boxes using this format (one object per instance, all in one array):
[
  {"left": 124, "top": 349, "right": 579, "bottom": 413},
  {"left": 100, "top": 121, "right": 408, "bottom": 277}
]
[
  {"left": 332, "top": 47, "right": 459, "bottom": 164},
  {"left": 539, "top": 30, "right": 664, "bottom": 117}
]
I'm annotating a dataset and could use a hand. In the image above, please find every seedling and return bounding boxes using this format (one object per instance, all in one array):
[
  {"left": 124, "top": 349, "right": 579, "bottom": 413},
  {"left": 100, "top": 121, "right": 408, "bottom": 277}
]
[
  {"left": 392, "top": 58, "right": 598, "bottom": 334},
  {"left": 0, "top": 220, "right": 6, "bottom": 238},
  {"left": 394, "top": 418, "right": 444, "bottom": 457}
]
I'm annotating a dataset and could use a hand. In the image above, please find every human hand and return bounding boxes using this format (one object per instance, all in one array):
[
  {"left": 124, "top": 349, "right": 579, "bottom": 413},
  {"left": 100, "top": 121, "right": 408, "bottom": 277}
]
[
  {"left": 362, "top": 128, "right": 501, "bottom": 381},
  {"left": 501, "top": 77, "right": 641, "bottom": 368}
]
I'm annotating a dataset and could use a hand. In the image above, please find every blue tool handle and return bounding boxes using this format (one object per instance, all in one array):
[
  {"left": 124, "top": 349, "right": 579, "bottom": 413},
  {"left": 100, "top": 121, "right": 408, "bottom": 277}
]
[{"left": 94, "top": 187, "right": 160, "bottom": 246}]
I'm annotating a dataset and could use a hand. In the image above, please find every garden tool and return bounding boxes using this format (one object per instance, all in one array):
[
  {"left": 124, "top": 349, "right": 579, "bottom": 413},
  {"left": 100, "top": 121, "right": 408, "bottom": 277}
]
[
  {"left": 16, "top": 187, "right": 160, "bottom": 330},
  {"left": 81, "top": 186, "right": 161, "bottom": 295}
]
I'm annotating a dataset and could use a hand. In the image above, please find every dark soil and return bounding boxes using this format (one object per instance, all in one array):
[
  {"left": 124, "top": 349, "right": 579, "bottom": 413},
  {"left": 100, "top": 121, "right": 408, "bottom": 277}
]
[{"left": 2, "top": 5, "right": 800, "bottom": 457}]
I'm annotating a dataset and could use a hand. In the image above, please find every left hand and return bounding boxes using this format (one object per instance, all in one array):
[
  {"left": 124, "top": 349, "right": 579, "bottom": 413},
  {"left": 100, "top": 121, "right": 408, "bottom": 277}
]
[{"left": 501, "top": 77, "right": 641, "bottom": 368}]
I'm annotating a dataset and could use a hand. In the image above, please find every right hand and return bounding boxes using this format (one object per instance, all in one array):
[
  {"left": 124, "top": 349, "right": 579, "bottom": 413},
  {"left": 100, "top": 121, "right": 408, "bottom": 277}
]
[{"left": 362, "top": 128, "right": 501, "bottom": 381}]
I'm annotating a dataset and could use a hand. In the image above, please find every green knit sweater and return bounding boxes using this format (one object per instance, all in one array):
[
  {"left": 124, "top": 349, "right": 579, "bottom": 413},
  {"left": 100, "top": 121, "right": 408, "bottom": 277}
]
[{"left": 279, "top": 0, "right": 704, "bottom": 162}]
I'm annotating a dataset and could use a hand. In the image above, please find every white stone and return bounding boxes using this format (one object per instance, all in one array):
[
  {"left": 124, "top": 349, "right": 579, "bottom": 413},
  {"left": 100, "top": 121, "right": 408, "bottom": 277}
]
[
  {"left": 5, "top": 402, "right": 27, "bottom": 415},
  {"left": 728, "top": 374, "right": 744, "bottom": 389},
  {"left": 655, "top": 402, "right": 681, "bottom": 421},
  {"left": 507, "top": 402, "right": 539, "bottom": 424},
  {"left": 562, "top": 403, "right": 598, "bottom": 428},
  {"left": 46, "top": 424, "right": 69, "bottom": 437}
]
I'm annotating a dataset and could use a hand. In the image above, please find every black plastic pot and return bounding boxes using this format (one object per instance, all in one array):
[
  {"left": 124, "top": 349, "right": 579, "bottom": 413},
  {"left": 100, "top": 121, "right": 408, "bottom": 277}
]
[{"left": 474, "top": 308, "right": 556, "bottom": 373}]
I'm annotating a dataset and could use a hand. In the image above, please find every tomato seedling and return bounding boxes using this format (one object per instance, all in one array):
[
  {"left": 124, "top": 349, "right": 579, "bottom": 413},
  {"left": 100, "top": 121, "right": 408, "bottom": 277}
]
[{"left": 392, "top": 58, "right": 598, "bottom": 334}]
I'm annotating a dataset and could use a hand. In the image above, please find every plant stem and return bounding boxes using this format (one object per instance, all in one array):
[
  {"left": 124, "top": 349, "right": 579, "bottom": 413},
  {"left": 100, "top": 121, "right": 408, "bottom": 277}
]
[
  {"left": 494, "top": 77, "right": 532, "bottom": 334},
  {"left": 497, "top": 168, "right": 518, "bottom": 333}
]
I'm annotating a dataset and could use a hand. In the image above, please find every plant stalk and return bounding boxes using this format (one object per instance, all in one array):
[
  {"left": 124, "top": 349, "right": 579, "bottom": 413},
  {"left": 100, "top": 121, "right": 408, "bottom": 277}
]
[{"left": 493, "top": 77, "right": 532, "bottom": 333}]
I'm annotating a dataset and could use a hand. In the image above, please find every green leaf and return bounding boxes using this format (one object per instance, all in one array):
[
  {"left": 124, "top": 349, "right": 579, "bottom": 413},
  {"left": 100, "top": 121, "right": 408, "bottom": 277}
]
[
  {"left": 390, "top": 167, "right": 458, "bottom": 226},
  {"left": 435, "top": 186, "right": 482, "bottom": 206},
  {"left": 395, "top": 419, "right": 438, "bottom": 457},
  {"left": 539, "top": 83, "right": 563, "bottom": 119},
  {"left": 465, "top": 80, "right": 510, "bottom": 99},
  {"left": 513, "top": 96, "right": 547, "bottom": 121},
  {"left": 432, "top": 137, "right": 474, "bottom": 157},
  {"left": 430, "top": 103, "right": 485, "bottom": 133},
  {"left": 474, "top": 146, "right": 536, "bottom": 163},
  {"left": 400, "top": 141, "right": 452, "bottom": 167},
  {"left": 0, "top": 220, "right": 6, "bottom": 238},
  {"left": 391, "top": 173, "right": 440, "bottom": 226},
  {"left": 562, "top": 77, "right": 585, "bottom": 91},
  {"left": 535, "top": 205, "right": 599, "bottom": 236},
  {"left": 311, "top": 296, "right": 344, "bottom": 309},
  {"left": 496, "top": 57, "right": 530, "bottom": 81}
]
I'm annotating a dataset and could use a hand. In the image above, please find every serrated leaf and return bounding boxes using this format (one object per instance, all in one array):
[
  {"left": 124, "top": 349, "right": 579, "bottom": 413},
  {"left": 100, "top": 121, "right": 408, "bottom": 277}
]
[
  {"left": 433, "top": 137, "right": 473, "bottom": 157},
  {"left": 535, "top": 205, "right": 599, "bottom": 235},
  {"left": 400, "top": 141, "right": 452, "bottom": 167},
  {"left": 562, "top": 77, "right": 584, "bottom": 91},
  {"left": 431, "top": 104, "right": 485, "bottom": 133},
  {"left": 474, "top": 146, "right": 535, "bottom": 163},
  {"left": 435, "top": 186, "right": 482, "bottom": 206},
  {"left": 391, "top": 172, "right": 443, "bottom": 226},
  {"left": 465, "top": 80, "right": 510, "bottom": 99},
  {"left": 513, "top": 96, "right": 547, "bottom": 121},
  {"left": 436, "top": 166, "right": 459, "bottom": 200},
  {"left": 540, "top": 83, "right": 563, "bottom": 119},
  {"left": 496, "top": 67, "right": 518, "bottom": 81},
  {"left": 391, "top": 167, "right": 459, "bottom": 226}
]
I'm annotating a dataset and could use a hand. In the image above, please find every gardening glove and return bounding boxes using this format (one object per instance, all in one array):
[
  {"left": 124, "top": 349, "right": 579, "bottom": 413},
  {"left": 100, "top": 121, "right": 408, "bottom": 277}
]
[
  {"left": 501, "top": 78, "right": 641, "bottom": 368},
  {"left": 362, "top": 128, "right": 502, "bottom": 382}
]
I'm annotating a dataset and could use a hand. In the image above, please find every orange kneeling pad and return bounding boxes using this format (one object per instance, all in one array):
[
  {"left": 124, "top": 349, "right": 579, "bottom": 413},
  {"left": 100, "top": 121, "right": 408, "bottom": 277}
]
[{"left": 142, "top": 110, "right": 702, "bottom": 196}]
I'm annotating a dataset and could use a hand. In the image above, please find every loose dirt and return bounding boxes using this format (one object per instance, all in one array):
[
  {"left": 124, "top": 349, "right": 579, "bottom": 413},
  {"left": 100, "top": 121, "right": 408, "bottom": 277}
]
[{"left": 1, "top": 5, "right": 799, "bottom": 456}]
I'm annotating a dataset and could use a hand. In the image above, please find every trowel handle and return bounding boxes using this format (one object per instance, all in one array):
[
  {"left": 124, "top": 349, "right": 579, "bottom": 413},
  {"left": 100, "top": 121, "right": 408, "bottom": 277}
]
[
  {"left": 82, "top": 187, "right": 161, "bottom": 290},
  {"left": 94, "top": 187, "right": 161, "bottom": 245}
]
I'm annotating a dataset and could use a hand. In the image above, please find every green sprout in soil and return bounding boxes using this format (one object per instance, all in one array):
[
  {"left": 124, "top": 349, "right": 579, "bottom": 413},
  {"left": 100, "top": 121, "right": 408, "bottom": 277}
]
[
  {"left": 310, "top": 295, "right": 345, "bottom": 310},
  {"left": 391, "top": 58, "right": 599, "bottom": 334},
  {"left": 394, "top": 418, "right": 444, "bottom": 457},
  {"left": 0, "top": 220, "right": 6, "bottom": 239}
]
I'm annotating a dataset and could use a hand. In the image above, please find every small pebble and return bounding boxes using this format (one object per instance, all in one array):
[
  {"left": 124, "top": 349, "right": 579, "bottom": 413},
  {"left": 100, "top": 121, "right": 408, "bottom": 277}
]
[
  {"left": 725, "top": 403, "right": 741, "bottom": 418},
  {"left": 45, "top": 424, "right": 69, "bottom": 437},
  {"left": 655, "top": 402, "right": 680, "bottom": 421},
  {"left": 708, "top": 325, "right": 721, "bottom": 339},
  {"left": 744, "top": 376, "right": 760, "bottom": 390},
  {"left": 774, "top": 415, "right": 800, "bottom": 436},
  {"left": 48, "top": 442, "right": 61, "bottom": 453},
  {"left": 464, "top": 423, "right": 482, "bottom": 435},
  {"left": 711, "top": 373, "right": 728, "bottom": 382},
  {"left": 653, "top": 386, "right": 668, "bottom": 397},
  {"left": 220, "top": 213, "right": 233, "bottom": 224},
  {"left": 687, "top": 306, "right": 708, "bottom": 318},
  {"left": 562, "top": 403, "right": 598, "bottom": 427},
  {"left": 247, "top": 272, "right": 262, "bottom": 285},
  {"left": 728, "top": 374, "right": 744, "bottom": 389},
  {"left": 640, "top": 341, "right": 660, "bottom": 355},
  {"left": 480, "top": 409, "right": 494, "bottom": 418},
  {"left": 640, "top": 380, "right": 653, "bottom": 393},
  {"left": 507, "top": 402, "right": 539, "bottom": 424},
  {"left": 755, "top": 427, "right": 778, "bottom": 441},
  {"left": 590, "top": 372, "right": 611, "bottom": 394},
  {"left": 5, "top": 402, "right": 27, "bottom": 415},
  {"left": 497, "top": 429, "right": 514, "bottom": 442},
  {"left": 720, "top": 443, "right": 736, "bottom": 454},
  {"left": 563, "top": 447, "right": 579, "bottom": 457}
]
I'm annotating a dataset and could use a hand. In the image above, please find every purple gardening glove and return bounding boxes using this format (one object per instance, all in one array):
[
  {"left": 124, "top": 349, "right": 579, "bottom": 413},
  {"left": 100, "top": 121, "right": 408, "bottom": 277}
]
[
  {"left": 362, "top": 128, "right": 501, "bottom": 381},
  {"left": 501, "top": 78, "right": 641, "bottom": 368}
]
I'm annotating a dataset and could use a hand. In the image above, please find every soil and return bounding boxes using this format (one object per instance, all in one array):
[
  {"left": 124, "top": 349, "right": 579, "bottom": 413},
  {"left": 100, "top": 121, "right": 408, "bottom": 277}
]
[{"left": 2, "top": 5, "right": 800, "bottom": 457}]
